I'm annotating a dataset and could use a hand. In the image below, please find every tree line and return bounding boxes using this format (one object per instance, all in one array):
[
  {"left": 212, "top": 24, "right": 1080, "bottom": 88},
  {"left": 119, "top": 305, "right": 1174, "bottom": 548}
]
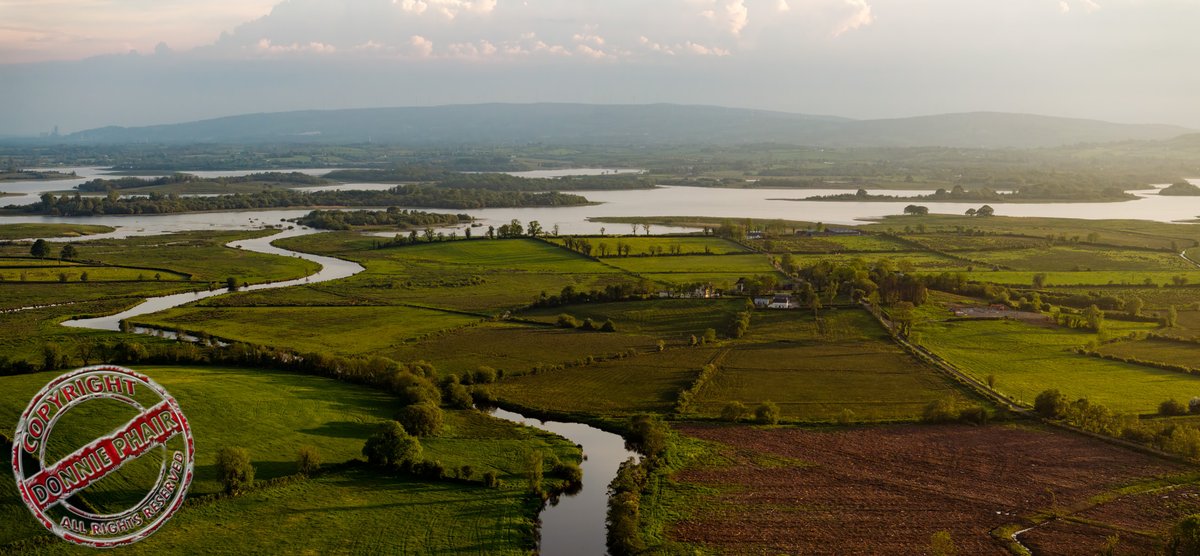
[
  {"left": 295, "top": 208, "right": 471, "bottom": 230},
  {"left": 19, "top": 186, "right": 589, "bottom": 216},
  {"left": 76, "top": 172, "right": 327, "bottom": 192}
]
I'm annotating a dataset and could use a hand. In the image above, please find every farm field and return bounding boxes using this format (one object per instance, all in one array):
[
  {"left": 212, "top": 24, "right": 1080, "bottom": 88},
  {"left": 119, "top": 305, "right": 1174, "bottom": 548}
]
[
  {"left": 0, "top": 366, "right": 575, "bottom": 550},
  {"left": 600, "top": 253, "right": 775, "bottom": 275},
  {"left": 916, "top": 318, "right": 1198, "bottom": 413},
  {"left": 26, "top": 469, "right": 541, "bottom": 555},
  {"left": 863, "top": 215, "right": 1200, "bottom": 251},
  {"left": 0, "top": 263, "right": 188, "bottom": 282},
  {"left": 964, "top": 245, "right": 1195, "bottom": 272},
  {"left": 957, "top": 270, "right": 1200, "bottom": 287},
  {"left": 784, "top": 251, "right": 965, "bottom": 270},
  {"left": 748, "top": 233, "right": 912, "bottom": 253},
  {"left": 1095, "top": 337, "right": 1200, "bottom": 370},
  {"left": 1020, "top": 484, "right": 1200, "bottom": 555},
  {"left": 668, "top": 423, "right": 1188, "bottom": 555},
  {"left": 492, "top": 347, "right": 720, "bottom": 416},
  {"left": 691, "top": 310, "right": 963, "bottom": 421},
  {"left": 549, "top": 235, "right": 750, "bottom": 256},
  {"left": 389, "top": 322, "right": 659, "bottom": 376},
  {"left": 522, "top": 298, "right": 745, "bottom": 340},
  {"left": 133, "top": 305, "right": 481, "bottom": 357},
  {"left": 0, "top": 223, "right": 113, "bottom": 240}
]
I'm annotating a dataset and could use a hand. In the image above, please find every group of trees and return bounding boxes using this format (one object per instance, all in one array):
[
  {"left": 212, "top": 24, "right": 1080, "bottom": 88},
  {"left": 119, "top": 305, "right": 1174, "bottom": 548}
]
[
  {"left": 75, "top": 172, "right": 326, "bottom": 192},
  {"left": 323, "top": 166, "right": 651, "bottom": 192},
  {"left": 295, "top": 208, "right": 470, "bottom": 231},
  {"left": 533, "top": 282, "right": 654, "bottom": 308},
  {"left": 23, "top": 187, "right": 588, "bottom": 216}
]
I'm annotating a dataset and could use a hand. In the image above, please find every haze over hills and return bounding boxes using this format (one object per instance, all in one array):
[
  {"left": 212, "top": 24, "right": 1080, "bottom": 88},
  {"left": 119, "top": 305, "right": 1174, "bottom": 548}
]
[{"left": 62, "top": 104, "right": 1195, "bottom": 149}]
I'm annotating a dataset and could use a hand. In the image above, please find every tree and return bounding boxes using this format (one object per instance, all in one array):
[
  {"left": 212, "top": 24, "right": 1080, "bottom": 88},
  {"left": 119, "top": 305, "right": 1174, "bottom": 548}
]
[
  {"left": 627, "top": 414, "right": 667, "bottom": 457},
  {"left": 397, "top": 402, "right": 444, "bottom": 436},
  {"left": 1165, "top": 305, "right": 1179, "bottom": 327},
  {"left": 1169, "top": 514, "right": 1200, "bottom": 555},
  {"left": 702, "top": 328, "right": 718, "bottom": 344},
  {"left": 1125, "top": 296, "right": 1144, "bottom": 318},
  {"left": 30, "top": 239, "right": 50, "bottom": 259},
  {"left": 527, "top": 220, "right": 543, "bottom": 237},
  {"left": 1083, "top": 304, "right": 1105, "bottom": 331},
  {"left": 721, "top": 401, "right": 748, "bottom": 422},
  {"left": 631, "top": 223, "right": 638, "bottom": 235},
  {"left": 297, "top": 445, "right": 321, "bottom": 475},
  {"left": 526, "top": 450, "right": 544, "bottom": 495},
  {"left": 964, "top": 208, "right": 977, "bottom": 216},
  {"left": 215, "top": 446, "right": 255, "bottom": 495},
  {"left": 641, "top": 223, "right": 651, "bottom": 236},
  {"left": 1034, "top": 389, "right": 1068, "bottom": 418},
  {"left": 755, "top": 401, "right": 780, "bottom": 425},
  {"left": 362, "top": 421, "right": 422, "bottom": 467},
  {"left": 975, "top": 204, "right": 995, "bottom": 217},
  {"left": 1161, "top": 399, "right": 1190, "bottom": 416},
  {"left": 226, "top": 276, "right": 238, "bottom": 291},
  {"left": 486, "top": 225, "right": 495, "bottom": 239},
  {"left": 1031, "top": 273, "right": 1047, "bottom": 289},
  {"left": 903, "top": 204, "right": 929, "bottom": 216},
  {"left": 59, "top": 244, "right": 77, "bottom": 260}
]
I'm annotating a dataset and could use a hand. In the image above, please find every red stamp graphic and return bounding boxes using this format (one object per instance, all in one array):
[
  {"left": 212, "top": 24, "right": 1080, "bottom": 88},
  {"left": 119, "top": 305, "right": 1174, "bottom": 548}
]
[{"left": 11, "top": 365, "right": 194, "bottom": 548}]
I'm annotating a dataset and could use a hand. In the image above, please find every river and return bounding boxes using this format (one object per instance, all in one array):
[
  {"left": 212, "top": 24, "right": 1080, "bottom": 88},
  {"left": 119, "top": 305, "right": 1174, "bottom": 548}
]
[
  {"left": 4, "top": 168, "right": 1200, "bottom": 239},
  {"left": 54, "top": 225, "right": 634, "bottom": 554}
]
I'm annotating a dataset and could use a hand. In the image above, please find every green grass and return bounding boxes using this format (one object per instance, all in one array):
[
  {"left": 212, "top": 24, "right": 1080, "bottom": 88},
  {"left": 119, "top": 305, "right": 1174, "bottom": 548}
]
[
  {"left": 493, "top": 348, "right": 719, "bottom": 416},
  {"left": 1096, "top": 338, "right": 1200, "bottom": 370},
  {"left": 0, "top": 223, "right": 114, "bottom": 240},
  {"left": 27, "top": 469, "right": 540, "bottom": 555},
  {"left": 602, "top": 253, "right": 775, "bottom": 274},
  {"left": 957, "top": 270, "right": 1200, "bottom": 287},
  {"left": 550, "top": 236, "right": 750, "bottom": 256},
  {"left": 521, "top": 298, "right": 745, "bottom": 341},
  {"left": 390, "top": 322, "right": 658, "bottom": 377},
  {"left": 749, "top": 234, "right": 911, "bottom": 253},
  {"left": 692, "top": 310, "right": 963, "bottom": 421},
  {"left": 917, "top": 318, "right": 1200, "bottom": 413},
  {"left": 133, "top": 306, "right": 482, "bottom": 357},
  {"left": 0, "top": 264, "right": 188, "bottom": 282},
  {"left": 784, "top": 251, "right": 965, "bottom": 271},
  {"left": 864, "top": 215, "right": 1200, "bottom": 251},
  {"left": 965, "top": 245, "right": 1194, "bottom": 272},
  {"left": 0, "top": 366, "right": 578, "bottom": 550}
]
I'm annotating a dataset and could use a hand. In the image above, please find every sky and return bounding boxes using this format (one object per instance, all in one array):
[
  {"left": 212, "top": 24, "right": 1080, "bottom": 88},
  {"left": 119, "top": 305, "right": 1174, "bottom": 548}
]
[{"left": 1, "top": 0, "right": 1198, "bottom": 134}]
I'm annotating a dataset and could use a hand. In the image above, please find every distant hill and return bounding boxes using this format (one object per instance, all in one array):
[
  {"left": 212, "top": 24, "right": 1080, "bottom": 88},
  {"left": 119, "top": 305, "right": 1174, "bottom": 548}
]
[{"left": 65, "top": 104, "right": 1194, "bottom": 148}]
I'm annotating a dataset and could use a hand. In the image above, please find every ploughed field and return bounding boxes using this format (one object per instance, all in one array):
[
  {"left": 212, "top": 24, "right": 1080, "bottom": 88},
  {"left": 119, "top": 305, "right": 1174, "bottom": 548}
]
[{"left": 670, "top": 423, "right": 1187, "bottom": 555}]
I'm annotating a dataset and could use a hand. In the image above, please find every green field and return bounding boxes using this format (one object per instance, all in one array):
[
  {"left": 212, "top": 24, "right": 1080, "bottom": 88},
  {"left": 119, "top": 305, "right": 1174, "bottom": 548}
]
[
  {"left": 493, "top": 348, "right": 718, "bottom": 415},
  {"left": 917, "top": 318, "right": 1199, "bottom": 413},
  {"left": 0, "top": 264, "right": 188, "bottom": 282},
  {"left": 692, "top": 310, "right": 963, "bottom": 421},
  {"left": 749, "top": 234, "right": 911, "bottom": 253},
  {"left": 390, "top": 322, "right": 657, "bottom": 376},
  {"left": 602, "top": 253, "right": 775, "bottom": 274},
  {"left": 958, "top": 270, "right": 1200, "bottom": 287},
  {"left": 864, "top": 215, "right": 1200, "bottom": 251},
  {"left": 965, "top": 245, "right": 1194, "bottom": 272},
  {"left": 785, "top": 251, "right": 965, "bottom": 271},
  {"left": 0, "top": 223, "right": 114, "bottom": 240},
  {"left": 522, "top": 298, "right": 745, "bottom": 340},
  {"left": 134, "top": 305, "right": 482, "bottom": 357},
  {"left": 1096, "top": 338, "right": 1200, "bottom": 370},
  {"left": 0, "top": 366, "right": 576, "bottom": 551},
  {"left": 549, "top": 235, "right": 750, "bottom": 256}
]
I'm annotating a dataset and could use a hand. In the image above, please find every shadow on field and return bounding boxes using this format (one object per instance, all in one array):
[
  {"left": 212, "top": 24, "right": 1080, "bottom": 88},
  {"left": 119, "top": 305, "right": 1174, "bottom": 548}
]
[{"left": 298, "top": 420, "right": 377, "bottom": 439}]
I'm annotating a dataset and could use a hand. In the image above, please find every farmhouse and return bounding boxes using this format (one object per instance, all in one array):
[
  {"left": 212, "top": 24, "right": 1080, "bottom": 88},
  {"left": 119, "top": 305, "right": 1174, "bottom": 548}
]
[
  {"left": 753, "top": 296, "right": 772, "bottom": 308},
  {"left": 768, "top": 295, "right": 794, "bottom": 309}
]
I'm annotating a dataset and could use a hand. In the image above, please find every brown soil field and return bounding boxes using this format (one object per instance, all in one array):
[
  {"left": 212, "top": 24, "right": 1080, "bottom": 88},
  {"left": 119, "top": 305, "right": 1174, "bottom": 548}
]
[
  {"left": 671, "top": 423, "right": 1186, "bottom": 555},
  {"left": 1022, "top": 485, "right": 1200, "bottom": 555}
]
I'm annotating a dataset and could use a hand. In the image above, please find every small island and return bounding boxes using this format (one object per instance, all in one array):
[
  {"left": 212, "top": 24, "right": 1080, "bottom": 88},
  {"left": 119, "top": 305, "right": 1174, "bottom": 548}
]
[
  {"left": 0, "top": 169, "right": 79, "bottom": 182},
  {"left": 294, "top": 208, "right": 472, "bottom": 231},
  {"left": 1158, "top": 181, "right": 1200, "bottom": 196},
  {"left": 790, "top": 184, "right": 1136, "bottom": 203}
]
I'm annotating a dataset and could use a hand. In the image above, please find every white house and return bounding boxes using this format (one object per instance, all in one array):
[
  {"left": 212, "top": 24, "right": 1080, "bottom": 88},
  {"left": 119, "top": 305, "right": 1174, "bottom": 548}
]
[{"left": 767, "top": 295, "right": 794, "bottom": 309}]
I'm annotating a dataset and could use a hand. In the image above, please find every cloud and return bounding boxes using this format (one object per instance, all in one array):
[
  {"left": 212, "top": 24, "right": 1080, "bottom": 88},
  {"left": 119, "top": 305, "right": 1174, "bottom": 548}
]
[
  {"left": 1058, "top": 0, "right": 1101, "bottom": 14},
  {"left": 777, "top": 0, "right": 791, "bottom": 12},
  {"left": 394, "top": 0, "right": 497, "bottom": 19},
  {"left": 409, "top": 35, "right": 434, "bottom": 57},
  {"left": 702, "top": 0, "right": 750, "bottom": 36},
  {"left": 253, "top": 38, "right": 336, "bottom": 55},
  {"left": 832, "top": 0, "right": 873, "bottom": 37}
]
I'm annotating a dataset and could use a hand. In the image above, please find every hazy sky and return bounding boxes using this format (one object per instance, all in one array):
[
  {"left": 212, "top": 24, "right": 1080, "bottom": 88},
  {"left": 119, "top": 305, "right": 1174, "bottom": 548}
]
[{"left": 1, "top": 0, "right": 1198, "bottom": 134}]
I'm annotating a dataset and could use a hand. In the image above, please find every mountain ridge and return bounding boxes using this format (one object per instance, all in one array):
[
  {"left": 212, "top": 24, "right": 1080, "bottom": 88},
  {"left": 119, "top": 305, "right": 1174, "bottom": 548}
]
[{"left": 62, "top": 103, "right": 1195, "bottom": 149}]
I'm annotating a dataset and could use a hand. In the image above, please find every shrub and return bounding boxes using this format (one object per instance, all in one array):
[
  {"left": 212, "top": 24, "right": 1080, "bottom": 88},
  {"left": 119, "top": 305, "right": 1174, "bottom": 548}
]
[
  {"left": 397, "top": 402, "right": 444, "bottom": 437},
  {"left": 1191, "top": 398, "right": 1200, "bottom": 415},
  {"left": 580, "top": 318, "right": 598, "bottom": 331},
  {"left": 1034, "top": 389, "right": 1069, "bottom": 418},
  {"left": 702, "top": 328, "right": 718, "bottom": 344},
  {"left": 923, "top": 397, "right": 962, "bottom": 423},
  {"left": 473, "top": 366, "right": 497, "bottom": 384},
  {"left": 601, "top": 319, "right": 617, "bottom": 332},
  {"left": 627, "top": 414, "right": 668, "bottom": 457},
  {"left": 553, "top": 461, "right": 584, "bottom": 483},
  {"left": 215, "top": 446, "right": 255, "bottom": 495},
  {"left": 556, "top": 314, "right": 580, "bottom": 328},
  {"left": 930, "top": 530, "right": 957, "bottom": 556},
  {"left": 482, "top": 471, "right": 500, "bottom": 488},
  {"left": 443, "top": 381, "right": 474, "bottom": 410},
  {"left": 362, "top": 421, "right": 422, "bottom": 467},
  {"left": 720, "top": 401, "right": 748, "bottom": 422},
  {"left": 390, "top": 371, "right": 441, "bottom": 405},
  {"left": 526, "top": 450, "right": 545, "bottom": 495},
  {"left": 755, "top": 401, "right": 780, "bottom": 425},
  {"left": 296, "top": 445, "right": 321, "bottom": 476},
  {"left": 1170, "top": 514, "right": 1200, "bottom": 555},
  {"left": 458, "top": 465, "right": 474, "bottom": 480},
  {"left": 1160, "top": 398, "right": 1190, "bottom": 416}
]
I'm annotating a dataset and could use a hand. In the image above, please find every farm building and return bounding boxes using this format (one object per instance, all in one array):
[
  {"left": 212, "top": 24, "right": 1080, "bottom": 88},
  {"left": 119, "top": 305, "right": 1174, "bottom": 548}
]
[{"left": 768, "top": 295, "right": 794, "bottom": 309}]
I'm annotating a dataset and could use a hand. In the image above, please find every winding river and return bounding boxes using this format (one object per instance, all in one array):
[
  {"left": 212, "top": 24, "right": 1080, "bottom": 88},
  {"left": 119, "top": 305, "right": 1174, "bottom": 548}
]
[{"left": 55, "top": 225, "right": 633, "bottom": 554}]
